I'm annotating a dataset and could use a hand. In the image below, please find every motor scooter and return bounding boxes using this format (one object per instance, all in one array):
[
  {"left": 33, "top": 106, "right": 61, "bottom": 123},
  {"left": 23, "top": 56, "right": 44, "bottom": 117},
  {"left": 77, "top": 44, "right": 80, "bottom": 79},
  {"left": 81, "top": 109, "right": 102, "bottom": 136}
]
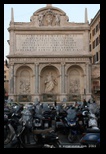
[{"left": 80, "top": 111, "right": 100, "bottom": 148}]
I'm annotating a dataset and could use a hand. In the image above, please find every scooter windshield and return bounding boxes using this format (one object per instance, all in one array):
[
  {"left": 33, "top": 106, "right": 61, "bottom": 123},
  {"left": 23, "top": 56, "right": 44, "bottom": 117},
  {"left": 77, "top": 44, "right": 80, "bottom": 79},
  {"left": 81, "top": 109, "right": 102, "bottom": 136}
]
[
  {"left": 66, "top": 108, "right": 77, "bottom": 120},
  {"left": 88, "top": 103, "right": 98, "bottom": 114}
]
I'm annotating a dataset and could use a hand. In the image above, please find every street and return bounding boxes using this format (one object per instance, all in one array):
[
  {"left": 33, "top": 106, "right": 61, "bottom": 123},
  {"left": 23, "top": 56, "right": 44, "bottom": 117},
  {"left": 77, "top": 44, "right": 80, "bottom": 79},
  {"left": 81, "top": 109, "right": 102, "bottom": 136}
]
[{"left": 57, "top": 131, "right": 85, "bottom": 148}]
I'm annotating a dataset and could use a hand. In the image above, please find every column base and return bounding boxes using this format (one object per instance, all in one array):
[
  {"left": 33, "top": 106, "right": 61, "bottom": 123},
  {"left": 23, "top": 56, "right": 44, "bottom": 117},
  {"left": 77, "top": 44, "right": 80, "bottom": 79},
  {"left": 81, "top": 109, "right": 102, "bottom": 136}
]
[
  {"left": 60, "top": 93, "right": 67, "bottom": 102},
  {"left": 84, "top": 93, "right": 92, "bottom": 102},
  {"left": 33, "top": 95, "right": 40, "bottom": 102},
  {"left": 8, "top": 94, "right": 15, "bottom": 101}
]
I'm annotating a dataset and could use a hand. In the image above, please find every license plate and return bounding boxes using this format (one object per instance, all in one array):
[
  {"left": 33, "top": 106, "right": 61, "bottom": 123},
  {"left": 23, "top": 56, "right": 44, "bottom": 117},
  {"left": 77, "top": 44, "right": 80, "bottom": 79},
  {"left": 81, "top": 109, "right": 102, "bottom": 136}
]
[
  {"left": 79, "top": 121, "right": 83, "bottom": 124},
  {"left": 44, "top": 123, "right": 49, "bottom": 127}
]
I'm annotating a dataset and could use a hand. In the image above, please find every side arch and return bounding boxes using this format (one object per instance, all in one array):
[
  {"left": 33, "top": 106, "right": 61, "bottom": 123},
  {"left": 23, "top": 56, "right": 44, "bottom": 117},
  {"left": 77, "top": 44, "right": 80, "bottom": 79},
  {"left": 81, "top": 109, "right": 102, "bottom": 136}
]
[
  {"left": 66, "top": 65, "right": 84, "bottom": 101},
  {"left": 15, "top": 66, "right": 33, "bottom": 95}
]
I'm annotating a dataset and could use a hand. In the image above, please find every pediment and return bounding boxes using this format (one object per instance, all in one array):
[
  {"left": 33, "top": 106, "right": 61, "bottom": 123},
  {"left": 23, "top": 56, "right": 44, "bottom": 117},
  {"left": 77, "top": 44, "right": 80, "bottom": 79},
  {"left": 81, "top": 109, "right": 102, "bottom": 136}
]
[
  {"left": 30, "top": 6, "right": 68, "bottom": 27},
  {"left": 33, "top": 6, "right": 66, "bottom": 16}
]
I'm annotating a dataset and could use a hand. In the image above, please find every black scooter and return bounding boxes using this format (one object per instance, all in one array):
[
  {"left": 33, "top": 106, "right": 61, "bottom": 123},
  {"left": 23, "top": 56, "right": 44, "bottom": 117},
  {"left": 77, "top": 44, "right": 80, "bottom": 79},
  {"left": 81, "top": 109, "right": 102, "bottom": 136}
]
[
  {"left": 4, "top": 105, "right": 60, "bottom": 148},
  {"left": 79, "top": 111, "right": 100, "bottom": 148}
]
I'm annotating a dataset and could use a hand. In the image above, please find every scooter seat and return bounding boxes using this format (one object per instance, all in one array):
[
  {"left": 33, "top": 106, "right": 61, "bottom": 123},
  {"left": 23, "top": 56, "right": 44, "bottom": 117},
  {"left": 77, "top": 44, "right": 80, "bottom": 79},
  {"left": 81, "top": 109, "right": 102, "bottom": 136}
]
[
  {"left": 86, "top": 128, "right": 100, "bottom": 133},
  {"left": 32, "top": 127, "right": 54, "bottom": 134}
]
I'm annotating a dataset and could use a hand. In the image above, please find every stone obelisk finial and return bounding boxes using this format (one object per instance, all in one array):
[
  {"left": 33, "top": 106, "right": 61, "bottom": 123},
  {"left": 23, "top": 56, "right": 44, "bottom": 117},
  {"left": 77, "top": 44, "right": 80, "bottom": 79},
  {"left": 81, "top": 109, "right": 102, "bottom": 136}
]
[
  {"left": 11, "top": 7, "right": 14, "bottom": 22},
  {"left": 85, "top": 8, "right": 88, "bottom": 23},
  {"left": 46, "top": 4, "right": 52, "bottom": 7}
]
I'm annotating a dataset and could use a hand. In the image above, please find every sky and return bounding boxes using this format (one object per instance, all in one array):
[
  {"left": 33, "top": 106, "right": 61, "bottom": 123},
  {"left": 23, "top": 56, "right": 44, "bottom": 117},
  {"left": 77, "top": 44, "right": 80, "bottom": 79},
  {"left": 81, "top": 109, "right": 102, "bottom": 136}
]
[{"left": 4, "top": 4, "right": 100, "bottom": 60}]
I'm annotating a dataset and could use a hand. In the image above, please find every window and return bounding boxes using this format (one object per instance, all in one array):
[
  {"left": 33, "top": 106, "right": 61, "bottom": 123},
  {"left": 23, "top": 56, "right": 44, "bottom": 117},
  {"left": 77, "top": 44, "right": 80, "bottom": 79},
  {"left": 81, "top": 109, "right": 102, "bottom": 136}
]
[
  {"left": 99, "top": 35, "right": 100, "bottom": 44},
  {"left": 99, "top": 50, "right": 100, "bottom": 61},
  {"left": 96, "top": 37, "right": 99, "bottom": 46},
  {"left": 93, "top": 55, "right": 95, "bottom": 64},
  {"left": 90, "top": 33, "right": 91, "bottom": 40},
  {"left": 4, "top": 75, "right": 6, "bottom": 78},
  {"left": 99, "top": 21, "right": 100, "bottom": 29},
  {"left": 89, "top": 44, "right": 91, "bottom": 52},
  {"left": 96, "top": 24, "right": 98, "bottom": 33},
  {"left": 92, "top": 28, "right": 95, "bottom": 36},
  {"left": 93, "top": 40, "right": 95, "bottom": 49},
  {"left": 96, "top": 52, "right": 98, "bottom": 62}
]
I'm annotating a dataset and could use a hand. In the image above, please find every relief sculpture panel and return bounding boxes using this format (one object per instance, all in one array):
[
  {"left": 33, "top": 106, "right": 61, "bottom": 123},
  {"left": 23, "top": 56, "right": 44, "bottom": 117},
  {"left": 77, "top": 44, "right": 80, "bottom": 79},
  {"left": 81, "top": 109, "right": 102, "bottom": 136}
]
[
  {"left": 70, "top": 79, "right": 80, "bottom": 93},
  {"left": 19, "top": 70, "right": 30, "bottom": 94},
  {"left": 69, "top": 70, "right": 80, "bottom": 94}
]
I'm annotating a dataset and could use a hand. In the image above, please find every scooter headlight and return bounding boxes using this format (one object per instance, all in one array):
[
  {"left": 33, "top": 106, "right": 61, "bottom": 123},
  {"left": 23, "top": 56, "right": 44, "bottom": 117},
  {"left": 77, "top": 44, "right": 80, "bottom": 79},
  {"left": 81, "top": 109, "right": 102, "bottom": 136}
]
[{"left": 68, "top": 121, "right": 76, "bottom": 126}]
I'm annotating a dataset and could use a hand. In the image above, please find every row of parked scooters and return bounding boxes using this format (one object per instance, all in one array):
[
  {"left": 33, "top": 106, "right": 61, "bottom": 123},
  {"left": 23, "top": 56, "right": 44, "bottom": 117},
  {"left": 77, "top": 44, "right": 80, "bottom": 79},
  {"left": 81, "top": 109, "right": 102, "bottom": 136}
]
[{"left": 4, "top": 101, "right": 100, "bottom": 148}]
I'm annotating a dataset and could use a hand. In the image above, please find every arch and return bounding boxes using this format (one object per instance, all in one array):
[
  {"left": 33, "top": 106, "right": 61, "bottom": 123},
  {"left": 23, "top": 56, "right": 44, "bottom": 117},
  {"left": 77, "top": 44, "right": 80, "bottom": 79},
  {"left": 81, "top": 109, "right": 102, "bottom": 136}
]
[
  {"left": 14, "top": 64, "right": 34, "bottom": 75},
  {"left": 33, "top": 6, "right": 66, "bottom": 15},
  {"left": 15, "top": 66, "right": 33, "bottom": 95},
  {"left": 66, "top": 64, "right": 84, "bottom": 74},
  {"left": 66, "top": 65, "right": 85, "bottom": 101},
  {"left": 39, "top": 63, "right": 60, "bottom": 75},
  {"left": 40, "top": 65, "right": 60, "bottom": 95}
]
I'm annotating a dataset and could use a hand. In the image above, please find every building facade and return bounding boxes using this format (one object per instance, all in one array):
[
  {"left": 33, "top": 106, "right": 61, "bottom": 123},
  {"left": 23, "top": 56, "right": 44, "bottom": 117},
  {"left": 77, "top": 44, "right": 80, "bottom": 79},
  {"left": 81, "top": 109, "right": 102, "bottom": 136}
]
[
  {"left": 89, "top": 9, "right": 100, "bottom": 104},
  {"left": 4, "top": 61, "right": 9, "bottom": 96},
  {"left": 7, "top": 5, "right": 92, "bottom": 103}
]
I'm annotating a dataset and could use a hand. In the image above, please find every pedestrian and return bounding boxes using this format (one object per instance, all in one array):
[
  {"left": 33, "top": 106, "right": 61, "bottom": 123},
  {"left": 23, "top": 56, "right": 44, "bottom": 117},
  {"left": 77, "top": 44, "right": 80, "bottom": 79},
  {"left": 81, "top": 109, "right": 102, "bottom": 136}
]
[
  {"left": 93, "top": 100, "right": 96, "bottom": 103},
  {"left": 88, "top": 99, "right": 91, "bottom": 104},
  {"left": 54, "top": 100, "right": 57, "bottom": 107},
  {"left": 83, "top": 99, "right": 87, "bottom": 107}
]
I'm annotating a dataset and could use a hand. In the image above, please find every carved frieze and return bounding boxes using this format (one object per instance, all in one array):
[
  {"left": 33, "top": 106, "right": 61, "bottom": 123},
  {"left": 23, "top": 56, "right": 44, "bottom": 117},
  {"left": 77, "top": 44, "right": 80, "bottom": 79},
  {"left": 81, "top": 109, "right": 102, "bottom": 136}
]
[{"left": 9, "top": 57, "right": 89, "bottom": 63}]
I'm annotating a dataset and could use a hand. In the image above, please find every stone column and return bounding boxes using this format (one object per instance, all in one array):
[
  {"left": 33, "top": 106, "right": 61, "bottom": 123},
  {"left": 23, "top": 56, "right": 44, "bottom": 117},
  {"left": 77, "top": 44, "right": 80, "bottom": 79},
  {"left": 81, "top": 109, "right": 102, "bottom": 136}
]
[
  {"left": 8, "top": 63, "right": 14, "bottom": 100},
  {"left": 14, "top": 75, "right": 16, "bottom": 94},
  {"left": 35, "top": 63, "right": 39, "bottom": 94},
  {"left": 83, "top": 65, "right": 87, "bottom": 99},
  {"left": 60, "top": 62, "right": 67, "bottom": 102},
  {"left": 86, "top": 63, "right": 89, "bottom": 94},
  {"left": 86, "top": 62, "right": 92, "bottom": 100},
  {"left": 61, "top": 62, "right": 65, "bottom": 93},
  {"left": 10, "top": 30, "right": 15, "bottom": 55},
  {"left": 89, "top": 64, "right": 92, "bottom": 93}
]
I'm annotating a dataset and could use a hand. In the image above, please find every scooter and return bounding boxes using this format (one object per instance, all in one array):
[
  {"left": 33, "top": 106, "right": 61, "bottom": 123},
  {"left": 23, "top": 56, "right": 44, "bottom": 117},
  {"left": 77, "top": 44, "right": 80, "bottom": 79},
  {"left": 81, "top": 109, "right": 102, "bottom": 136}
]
[
  {"left": 4, "top": 104, "right": 60, "bottom": 148},
  {"left": 65, "top": 107, "right": 79, "bottom": 143},
  {"left": 80, "top": 111, "right": 100, "bottom": 148},
  {"left": 4, "top": 119, "right": 60, "bottom": 148}
]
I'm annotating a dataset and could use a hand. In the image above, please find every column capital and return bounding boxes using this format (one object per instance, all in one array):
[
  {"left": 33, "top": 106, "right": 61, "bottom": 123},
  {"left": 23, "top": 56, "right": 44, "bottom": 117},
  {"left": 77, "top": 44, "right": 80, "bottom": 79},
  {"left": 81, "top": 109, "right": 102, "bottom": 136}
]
[
  {"left": 35, "top": 62, "right": 39, "bottom": 66},
  {"left": 9, "top": 62, "right": 14, "bottom": 66},
  {"left": 61, "top": 62, "right": 65, "bottom": 66}
]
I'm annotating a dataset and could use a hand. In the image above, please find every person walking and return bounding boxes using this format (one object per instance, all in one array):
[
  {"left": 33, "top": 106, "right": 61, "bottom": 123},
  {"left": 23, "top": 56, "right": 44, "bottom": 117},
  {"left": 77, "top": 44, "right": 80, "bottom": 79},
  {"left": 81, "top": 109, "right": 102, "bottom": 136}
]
[{"left": 83, "top": 99, "right": 87, "bottom": 107}]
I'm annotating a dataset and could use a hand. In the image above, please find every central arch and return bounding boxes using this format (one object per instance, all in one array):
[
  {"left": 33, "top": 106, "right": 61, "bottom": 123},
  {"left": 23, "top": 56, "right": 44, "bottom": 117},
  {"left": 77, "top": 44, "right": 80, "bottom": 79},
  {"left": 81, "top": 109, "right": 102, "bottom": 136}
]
[{"left": 40, "top": 65, "right": 60, "bottom": 102}]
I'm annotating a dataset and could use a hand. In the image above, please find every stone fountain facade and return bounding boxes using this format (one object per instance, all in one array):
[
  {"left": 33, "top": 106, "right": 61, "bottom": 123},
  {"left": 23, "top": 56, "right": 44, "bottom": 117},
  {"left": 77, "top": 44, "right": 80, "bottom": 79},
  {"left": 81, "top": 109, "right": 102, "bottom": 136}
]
[{"left": 7, "top": 5, "right": 92, "bottom": 103}]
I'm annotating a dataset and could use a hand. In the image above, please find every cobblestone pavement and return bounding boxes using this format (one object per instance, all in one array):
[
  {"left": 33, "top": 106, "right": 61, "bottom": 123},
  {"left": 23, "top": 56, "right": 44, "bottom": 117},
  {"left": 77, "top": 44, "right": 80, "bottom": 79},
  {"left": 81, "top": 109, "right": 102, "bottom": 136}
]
[{"left": 57, "top": 131, "right": 85, "bottom": 148}]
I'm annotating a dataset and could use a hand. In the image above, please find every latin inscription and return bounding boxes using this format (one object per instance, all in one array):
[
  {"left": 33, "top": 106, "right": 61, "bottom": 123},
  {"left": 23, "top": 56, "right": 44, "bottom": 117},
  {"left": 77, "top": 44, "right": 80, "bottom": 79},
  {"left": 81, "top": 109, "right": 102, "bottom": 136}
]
[{"left": 16, "top": 34, "right": 83, "bottom": 54}]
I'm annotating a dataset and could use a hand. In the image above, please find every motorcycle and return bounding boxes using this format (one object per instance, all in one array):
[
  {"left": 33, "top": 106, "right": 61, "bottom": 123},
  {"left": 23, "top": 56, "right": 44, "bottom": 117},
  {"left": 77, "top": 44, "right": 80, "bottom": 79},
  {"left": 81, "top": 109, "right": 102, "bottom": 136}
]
[
  {"left": 4, "top": 113, "right": 16, "bottom": 146},
  {"left": 79, "top": 111, "right": 100, "bottom": 148},
  {"left": 79, "top": 128, "right": 100, "bottom": 148},
  {"left": 4, "top": 107, "right": 60, "bottom": 148},
  {"left": 41, "top": 103, "right": 56, "bottom": 130},
  {"left": 65, "top": 106, "right": 79, "bottom": 143},
  {"left": 55, "top": 104, "right": 67, "bottom": 133}
]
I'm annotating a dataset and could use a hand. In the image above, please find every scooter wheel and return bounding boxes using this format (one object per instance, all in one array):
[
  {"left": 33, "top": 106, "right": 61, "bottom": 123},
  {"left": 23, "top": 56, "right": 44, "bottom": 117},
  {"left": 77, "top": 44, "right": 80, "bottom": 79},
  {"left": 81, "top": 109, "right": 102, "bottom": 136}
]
[
  {"left": 68, "top": 133, "right": 77, "bottom": 143},
  {"left": 51, "top": 120, "right": 56, "bottom": 132}
]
